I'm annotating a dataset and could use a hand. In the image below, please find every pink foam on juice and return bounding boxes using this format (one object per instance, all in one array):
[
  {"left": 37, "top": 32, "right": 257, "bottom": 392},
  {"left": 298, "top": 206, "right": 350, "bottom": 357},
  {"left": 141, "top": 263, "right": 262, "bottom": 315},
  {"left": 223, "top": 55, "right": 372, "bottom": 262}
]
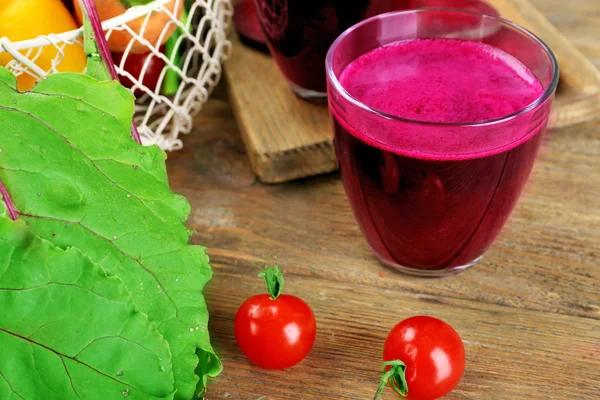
[
  {"left": 332, "top": 39, "right": 549, "bottom": 270},
  {"left": 341, "top": 39, "right": 542, "bottom": 123},
  {"left": 339, "top": 39, "right": 544, "bottom": 157}
]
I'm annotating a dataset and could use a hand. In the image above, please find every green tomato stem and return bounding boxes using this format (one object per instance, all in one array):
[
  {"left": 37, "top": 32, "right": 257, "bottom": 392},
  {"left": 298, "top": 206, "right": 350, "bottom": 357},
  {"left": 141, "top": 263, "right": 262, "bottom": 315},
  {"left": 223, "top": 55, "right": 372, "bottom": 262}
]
[
  {"left": 373, "top": 360, "right": 409, "bottom": 400},
  {"left": 258, "top": 265, "right": 284, "bottom": 300}
]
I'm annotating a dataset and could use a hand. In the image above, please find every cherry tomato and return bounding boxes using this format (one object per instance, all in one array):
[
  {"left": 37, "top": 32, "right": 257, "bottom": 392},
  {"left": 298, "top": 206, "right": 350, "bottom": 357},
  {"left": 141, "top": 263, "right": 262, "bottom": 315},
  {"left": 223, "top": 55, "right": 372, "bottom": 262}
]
[
  {"left": 234, "top": 265, "right": 316, "bottom": 369},
  {"left": 380, "top": 316, "right": 465, "bottom": 400},
  {"left": 112, "top": 49, "right": 166, "bottom": 96}
]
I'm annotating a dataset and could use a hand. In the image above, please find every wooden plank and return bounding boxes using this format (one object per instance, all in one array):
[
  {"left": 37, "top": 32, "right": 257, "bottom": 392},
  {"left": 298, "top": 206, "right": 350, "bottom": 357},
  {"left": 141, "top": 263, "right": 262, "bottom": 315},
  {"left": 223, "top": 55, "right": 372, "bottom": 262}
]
[
  {"left": 225, "top": 0, "right": 600, "bottom": 184},
  {"left": 173, "top": 92, "right": 599, "bottom": 323},
  {"left": 202, "top": 268, "right": 600, "bottom": 399},
  {"left": 186, "top": 120, "right": 600, "bottom": 322},
  {"left": 171, "top": 94, "right": 600, "bottom": 400},
  {"left": 224, "top": 40, "right": 334, "bottom": 184},
  {"left": 166, "top": 66, "right": 600, "bottom": 400},
  {"left": 166, "top": 0, "right": 600, "bottom": 395}
]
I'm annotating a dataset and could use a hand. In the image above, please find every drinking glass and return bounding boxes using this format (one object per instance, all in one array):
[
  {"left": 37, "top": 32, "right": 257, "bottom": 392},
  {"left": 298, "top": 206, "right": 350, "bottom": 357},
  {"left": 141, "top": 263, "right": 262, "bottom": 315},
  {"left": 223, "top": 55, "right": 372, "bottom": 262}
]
[
  {"left": 326, "top": 9, "right": 558, "bottom": 277},
  {"left": 252, "top": 0, "right": 410, "bottom": 100},
  {"left": 233, "top": 0, "right": 268, "bottom": 49}
]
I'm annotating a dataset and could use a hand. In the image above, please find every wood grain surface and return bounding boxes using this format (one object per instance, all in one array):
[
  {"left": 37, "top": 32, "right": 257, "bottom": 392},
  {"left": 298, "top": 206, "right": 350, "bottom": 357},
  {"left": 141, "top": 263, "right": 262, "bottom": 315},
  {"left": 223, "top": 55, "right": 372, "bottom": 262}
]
[
  {"left": 224, "top": 36, "right": 334, "bottom": 184},
  {"left": 225, "top": 0, "right": 600, "bottom": 184},
  {"left": 167, "top": 1, "right": 600, "bottom": 398}
]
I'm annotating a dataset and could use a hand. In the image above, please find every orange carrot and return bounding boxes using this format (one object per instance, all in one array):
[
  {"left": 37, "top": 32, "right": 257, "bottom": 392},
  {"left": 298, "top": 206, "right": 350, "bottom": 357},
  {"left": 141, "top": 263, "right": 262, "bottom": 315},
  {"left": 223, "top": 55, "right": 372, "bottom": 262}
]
[{"left": 73, "top": 0, "right": 183, "bottom": 54}]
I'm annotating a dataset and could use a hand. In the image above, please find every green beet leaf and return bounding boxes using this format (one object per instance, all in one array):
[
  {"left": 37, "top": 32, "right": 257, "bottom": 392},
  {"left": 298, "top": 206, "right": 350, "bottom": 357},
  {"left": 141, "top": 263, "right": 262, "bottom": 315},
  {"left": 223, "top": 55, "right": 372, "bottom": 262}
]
[
  {"left": 0, "top": 68, "right": 220, "bottom": 399},
  {"left": 0, "top": 214, "right": 174, "bottom": 399}
]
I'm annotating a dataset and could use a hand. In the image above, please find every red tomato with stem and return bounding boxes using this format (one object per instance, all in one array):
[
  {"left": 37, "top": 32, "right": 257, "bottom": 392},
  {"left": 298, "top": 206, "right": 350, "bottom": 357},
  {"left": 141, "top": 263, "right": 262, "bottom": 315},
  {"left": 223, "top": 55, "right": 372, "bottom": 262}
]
[
  {"left": 374, "top": 316, "right": 465, "bottom": 400},
  {"left": 234, "top": 265, "right": 317, "bottom": 369}
]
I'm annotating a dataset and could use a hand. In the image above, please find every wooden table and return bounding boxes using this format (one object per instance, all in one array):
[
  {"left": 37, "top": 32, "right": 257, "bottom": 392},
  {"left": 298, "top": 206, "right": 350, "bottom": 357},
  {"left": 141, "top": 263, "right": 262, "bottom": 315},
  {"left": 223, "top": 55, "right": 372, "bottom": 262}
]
[{"left": 167, "top": 1, "right": 600, "bottom": 398}]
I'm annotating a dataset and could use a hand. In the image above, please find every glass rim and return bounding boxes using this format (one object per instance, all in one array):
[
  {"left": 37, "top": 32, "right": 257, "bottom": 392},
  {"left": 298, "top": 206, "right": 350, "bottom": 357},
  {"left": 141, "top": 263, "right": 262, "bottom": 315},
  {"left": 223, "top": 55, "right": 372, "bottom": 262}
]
[{"left": 325, "top": 8, "right": 560, "bottom": 127}]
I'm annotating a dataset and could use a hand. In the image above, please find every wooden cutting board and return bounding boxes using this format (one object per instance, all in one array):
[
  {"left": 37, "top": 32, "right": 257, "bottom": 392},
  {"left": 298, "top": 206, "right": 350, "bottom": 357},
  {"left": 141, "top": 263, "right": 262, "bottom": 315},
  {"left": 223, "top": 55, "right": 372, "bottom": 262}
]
[{"left": 225, "top": 0, "right": 600, "bottom": 184}]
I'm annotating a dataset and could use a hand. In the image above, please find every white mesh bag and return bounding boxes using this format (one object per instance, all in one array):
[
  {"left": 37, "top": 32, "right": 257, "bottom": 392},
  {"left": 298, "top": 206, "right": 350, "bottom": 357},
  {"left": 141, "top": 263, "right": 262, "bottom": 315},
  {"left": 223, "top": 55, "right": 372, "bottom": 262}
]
[{"left": 0, "top": 0, "right": 233, "bottom": 151}]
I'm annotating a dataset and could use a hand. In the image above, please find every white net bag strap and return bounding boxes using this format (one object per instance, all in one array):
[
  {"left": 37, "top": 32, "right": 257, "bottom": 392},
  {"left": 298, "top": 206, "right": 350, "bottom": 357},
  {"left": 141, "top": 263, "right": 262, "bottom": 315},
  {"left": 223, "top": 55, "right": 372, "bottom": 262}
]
[{"left": 0, "top": 37, "right": 48, "bottom": 79}]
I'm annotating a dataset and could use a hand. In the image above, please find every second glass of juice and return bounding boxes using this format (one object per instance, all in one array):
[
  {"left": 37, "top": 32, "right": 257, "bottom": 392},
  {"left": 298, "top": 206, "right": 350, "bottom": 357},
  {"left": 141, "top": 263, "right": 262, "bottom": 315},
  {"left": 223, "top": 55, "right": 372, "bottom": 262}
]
[
  {"left": 326, "top": 10, "right": 558, "bottom": 277},
  {"left": 252, "top": 0, "right": 410, "bottom": 100}
]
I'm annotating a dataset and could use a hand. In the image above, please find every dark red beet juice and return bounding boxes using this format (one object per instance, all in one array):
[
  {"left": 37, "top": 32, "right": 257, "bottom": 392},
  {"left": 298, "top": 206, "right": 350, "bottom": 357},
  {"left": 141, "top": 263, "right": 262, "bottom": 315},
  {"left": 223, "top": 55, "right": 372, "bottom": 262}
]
[
  {"left": 333, "top": 39, "right": 547, "bottom": 271},
  {"left": 253, "top": 0, "right": 410, "bottom": 95},
  {"left": 233, "top": 0, "right": 268, "bottom": 50}
]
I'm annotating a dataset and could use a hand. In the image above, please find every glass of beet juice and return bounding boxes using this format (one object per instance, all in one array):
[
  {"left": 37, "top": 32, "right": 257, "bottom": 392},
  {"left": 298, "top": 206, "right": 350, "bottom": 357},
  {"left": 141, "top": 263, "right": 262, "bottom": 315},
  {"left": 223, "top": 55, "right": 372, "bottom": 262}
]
[
  {"left": 326, "top": 9, "right": 559, "bottom": 277},
  {"left": 252, "top": 0, "right": 410, "bottom": 100}
]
